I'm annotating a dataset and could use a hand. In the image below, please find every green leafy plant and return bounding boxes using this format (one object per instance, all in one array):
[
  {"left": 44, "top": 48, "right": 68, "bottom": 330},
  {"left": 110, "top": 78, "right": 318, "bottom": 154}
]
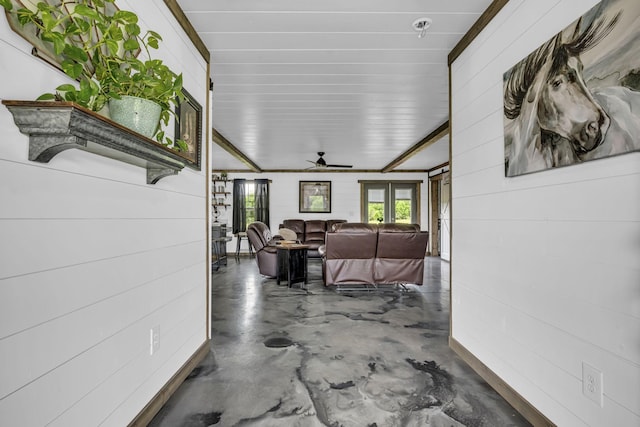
[{"left": 0, "top": 0, "right": 187, "bottom": 151}]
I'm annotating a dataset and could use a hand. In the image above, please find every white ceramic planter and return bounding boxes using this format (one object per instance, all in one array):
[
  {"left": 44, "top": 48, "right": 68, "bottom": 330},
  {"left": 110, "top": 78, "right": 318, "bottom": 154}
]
[{"left": 108, "top": 95, "right": 161, "bottom": 138}]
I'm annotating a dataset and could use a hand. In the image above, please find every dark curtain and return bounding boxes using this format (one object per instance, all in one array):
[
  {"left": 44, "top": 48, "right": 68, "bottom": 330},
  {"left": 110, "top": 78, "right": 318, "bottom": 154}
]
[
  {"left": 232, "top": 178, "right": 246, "bottom": 234},
  {"left": 254, "top": 178, "right": 270, "bottom": 227}
]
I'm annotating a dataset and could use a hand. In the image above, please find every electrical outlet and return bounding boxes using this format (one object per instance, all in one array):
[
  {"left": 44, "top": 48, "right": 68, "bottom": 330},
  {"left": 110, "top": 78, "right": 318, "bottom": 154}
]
[
  {"left": 582, "top": 362, "right": 603, "bottom": 406},
  {"left": 150, "top": 326, "right": 160, "bottom": 356}
]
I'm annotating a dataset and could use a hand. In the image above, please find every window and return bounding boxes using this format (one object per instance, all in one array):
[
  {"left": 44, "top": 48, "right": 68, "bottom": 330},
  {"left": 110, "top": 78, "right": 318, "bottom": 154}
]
[
  {"left": 394, "top": 188, "right": 413, "bottom": 223},
  {"left": 361, "top": 181, "right": 420, "bottom": 224},
  {"left": 367, "top": 188, "right": 386, "bottom": 223},
  {"left": 232, "top": 179, "right": 270, "bottom": 233},
  {"left": 244, "top": 181, "right": 255, "bottom": 225}
]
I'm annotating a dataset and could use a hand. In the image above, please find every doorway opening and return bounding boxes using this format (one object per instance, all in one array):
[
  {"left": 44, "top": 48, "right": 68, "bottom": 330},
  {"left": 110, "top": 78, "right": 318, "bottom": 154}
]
[{"left": 429, "top": 172, "right": 450, "bottom": 260}]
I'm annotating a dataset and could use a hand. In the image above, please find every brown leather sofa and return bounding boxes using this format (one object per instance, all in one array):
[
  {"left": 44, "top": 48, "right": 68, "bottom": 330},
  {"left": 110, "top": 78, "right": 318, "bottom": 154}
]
[
  {"left": 279, "top": 219, "right": 346, "bottom": 258},
  {"left": 246, "top": 221, "right": 278, "bottom": 277},
  {"left": 322, "top": 222, "right": 429, "bottom": 287}
]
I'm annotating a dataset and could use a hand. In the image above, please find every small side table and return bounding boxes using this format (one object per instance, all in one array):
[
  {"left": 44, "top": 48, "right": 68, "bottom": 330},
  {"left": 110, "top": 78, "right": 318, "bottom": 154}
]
[{"left": 276, "top": 244, "right": 309, "bottom": 287}]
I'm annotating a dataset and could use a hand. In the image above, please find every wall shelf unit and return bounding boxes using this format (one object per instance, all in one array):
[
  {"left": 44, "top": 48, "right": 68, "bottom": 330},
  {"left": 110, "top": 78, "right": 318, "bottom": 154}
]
[
  {"left": 212, "top": 177, "right": 231, "bottom": 208},
  {"left": 3, "top": 100, "right": 191, "bottom": 184}
]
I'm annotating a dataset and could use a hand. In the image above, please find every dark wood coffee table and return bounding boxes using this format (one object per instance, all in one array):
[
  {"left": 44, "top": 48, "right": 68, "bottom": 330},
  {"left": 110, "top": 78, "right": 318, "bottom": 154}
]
[{"left": 276, "top": 243, "right": 309, "bottom": 287}]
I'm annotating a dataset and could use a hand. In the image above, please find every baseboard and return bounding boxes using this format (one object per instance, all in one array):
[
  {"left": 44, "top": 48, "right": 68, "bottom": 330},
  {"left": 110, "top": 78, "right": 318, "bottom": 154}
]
[
  {"left": 234, "top": 252, "right": 254, "bottom": 257},
  {"left": 449, "top": 337, "right": 556, "bottom": 427},
  {"left": 128, "top": 339, "right": 210, "bottom": 427}
]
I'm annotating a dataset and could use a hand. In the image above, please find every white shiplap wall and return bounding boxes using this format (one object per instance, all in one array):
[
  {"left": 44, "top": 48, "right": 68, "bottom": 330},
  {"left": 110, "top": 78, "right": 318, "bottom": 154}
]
[
  {"left": 0, "top": 1, "right": 209, "bottom": 425},
  {"left": 450, "top": 0, "right": 640, "bottom": 426}
]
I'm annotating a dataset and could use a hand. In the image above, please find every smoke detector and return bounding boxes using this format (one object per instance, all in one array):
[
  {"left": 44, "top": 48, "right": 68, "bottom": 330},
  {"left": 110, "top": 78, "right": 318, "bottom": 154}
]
[{"left": 412, "top": 17, "right": 432, "bottom": 39}]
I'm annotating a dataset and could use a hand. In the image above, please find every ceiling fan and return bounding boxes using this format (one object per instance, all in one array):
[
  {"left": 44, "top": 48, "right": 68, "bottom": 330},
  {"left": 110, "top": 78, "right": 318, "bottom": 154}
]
[{"left": 306, "top": 152, "right": 353, "bottom": 169}]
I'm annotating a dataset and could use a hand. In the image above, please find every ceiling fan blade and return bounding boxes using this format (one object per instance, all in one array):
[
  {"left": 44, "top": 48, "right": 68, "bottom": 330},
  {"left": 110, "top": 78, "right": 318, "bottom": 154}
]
[
  {"left": 306, "top": 152, "right": 351, "bottom": 168},
  {"left": 306, "top": 160, "right": 323, "bottom": 169}
]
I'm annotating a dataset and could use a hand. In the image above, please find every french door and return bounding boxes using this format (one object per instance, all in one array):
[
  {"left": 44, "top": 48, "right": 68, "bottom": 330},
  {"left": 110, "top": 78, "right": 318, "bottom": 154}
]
[{"left": 362, "top": 182, "right": 418, "bottom": 224}]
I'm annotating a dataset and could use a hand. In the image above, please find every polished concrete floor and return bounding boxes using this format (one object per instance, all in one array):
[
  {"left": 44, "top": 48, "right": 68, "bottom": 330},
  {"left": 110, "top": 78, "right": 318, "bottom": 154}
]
[{"left": 149, "top": 256, "right": 531, "bottom": 427}]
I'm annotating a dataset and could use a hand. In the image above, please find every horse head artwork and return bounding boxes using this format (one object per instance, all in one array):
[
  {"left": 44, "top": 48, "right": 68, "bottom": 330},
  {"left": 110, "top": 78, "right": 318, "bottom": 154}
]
[{"left": 503, "top": 11, "right": 621, "bottom": 176}]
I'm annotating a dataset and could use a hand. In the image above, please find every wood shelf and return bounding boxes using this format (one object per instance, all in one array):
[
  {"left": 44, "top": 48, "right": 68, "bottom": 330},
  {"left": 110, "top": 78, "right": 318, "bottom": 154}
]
[
  {"left": 3, "top": 100, "right": 190, "bottom": 184},
  {"left": 212, "top": 179, "right": 230, "bottom": 211}
]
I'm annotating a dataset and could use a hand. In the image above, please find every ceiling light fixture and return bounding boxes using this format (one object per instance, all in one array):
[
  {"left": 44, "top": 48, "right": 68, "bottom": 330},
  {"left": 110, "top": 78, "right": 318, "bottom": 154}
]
[{"left": 412, "top": 17, "right": 432, "bottom": 39}]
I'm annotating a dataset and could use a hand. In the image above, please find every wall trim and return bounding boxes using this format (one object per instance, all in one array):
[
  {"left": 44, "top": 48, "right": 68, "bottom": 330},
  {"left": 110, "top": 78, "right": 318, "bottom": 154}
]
[
  {"left": 128, "top": 340, "right": 210, "bottom": 427},
  {"left": 449, "top": 337, "right": 556, "bottom": 427}
]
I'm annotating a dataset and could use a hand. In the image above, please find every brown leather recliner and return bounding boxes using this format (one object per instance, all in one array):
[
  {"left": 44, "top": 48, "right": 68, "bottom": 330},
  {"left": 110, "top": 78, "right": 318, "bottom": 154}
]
[
  {"left": 246, "top": 221, "right": 278, "bottom": 277},
  {"left": 375, "top": 223, "right": 429, "bottom": 285},
  {"left": 323, "top": 223, "right": 378, "bottom": 285}
]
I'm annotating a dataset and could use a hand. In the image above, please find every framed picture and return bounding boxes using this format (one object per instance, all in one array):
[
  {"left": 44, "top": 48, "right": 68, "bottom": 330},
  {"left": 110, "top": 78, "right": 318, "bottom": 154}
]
[
  {"left": 4, "top": 0, "right": 132, "bottom": 75},
  {"left": 503, "top": 0, "right": 640, "bottom": 177},
  {"left": 299, "top": 181, "right": 331, "bottom": 213},
  {"left": 174, "top": 89, "right": 202, "bottom": 170}
]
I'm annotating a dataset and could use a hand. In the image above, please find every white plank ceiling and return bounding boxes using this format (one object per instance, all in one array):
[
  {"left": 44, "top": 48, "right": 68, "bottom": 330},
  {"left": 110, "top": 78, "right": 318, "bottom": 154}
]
[{"left": 175, "top": 0, "right": 494, "bottom": 172}]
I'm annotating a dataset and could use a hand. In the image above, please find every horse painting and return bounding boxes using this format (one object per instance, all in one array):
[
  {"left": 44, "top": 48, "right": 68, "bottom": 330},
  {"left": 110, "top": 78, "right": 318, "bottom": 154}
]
[{"left": 503, "top": 0, "right": 640, "bottom": 177}]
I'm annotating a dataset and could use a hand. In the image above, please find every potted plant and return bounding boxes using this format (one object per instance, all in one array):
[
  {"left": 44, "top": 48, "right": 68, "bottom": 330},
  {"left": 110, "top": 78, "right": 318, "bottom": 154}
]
[{"left": 0, "top": 0, "right": 187, "bottom": 151}]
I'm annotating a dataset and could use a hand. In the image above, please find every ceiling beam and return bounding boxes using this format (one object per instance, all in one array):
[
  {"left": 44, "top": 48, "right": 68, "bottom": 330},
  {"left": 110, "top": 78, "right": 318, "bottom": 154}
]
[
  {"left": 211, "top": 128, "right": 262, "bottom": 172},
  {"left": 211, "top": 169, "right": 430, "bottom": 174},
  {"left": 381, "top": 121, "right": 449, "bottom": 173},
  {"left": 163, "top": 0, "right": 210, "bottom": 63},
  {"left": 448, "top": 0, "right": 509, "bottom": 64},
  {"left": 261, "top": 169, "right": 406, "bottom": 173}
]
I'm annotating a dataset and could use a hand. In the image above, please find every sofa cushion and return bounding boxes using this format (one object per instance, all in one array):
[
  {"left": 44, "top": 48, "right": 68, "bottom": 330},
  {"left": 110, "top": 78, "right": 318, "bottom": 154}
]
[
  {"left": 332, "top": 222, "right": 377, "bottom": 233},
  {"left": 325, "top": 223, "right": 377, "bottom": 258},
  {"left": 282, "top": 219, "right": 305, "bottom": 242},
  {"left": 376, "top": 223, "right": 425, "bottom": 259},
  {"left": 326, "top": 219, "right": 347, "bottom": 232},
  {"left": 376, "top": 230, "right": 428, "bottom": 259},
  {"left": 304, "top": 220, "right": 326, "bottom": 243},
  {"left": 377, "top": 223, "right": 420, "bottom": 233}
]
